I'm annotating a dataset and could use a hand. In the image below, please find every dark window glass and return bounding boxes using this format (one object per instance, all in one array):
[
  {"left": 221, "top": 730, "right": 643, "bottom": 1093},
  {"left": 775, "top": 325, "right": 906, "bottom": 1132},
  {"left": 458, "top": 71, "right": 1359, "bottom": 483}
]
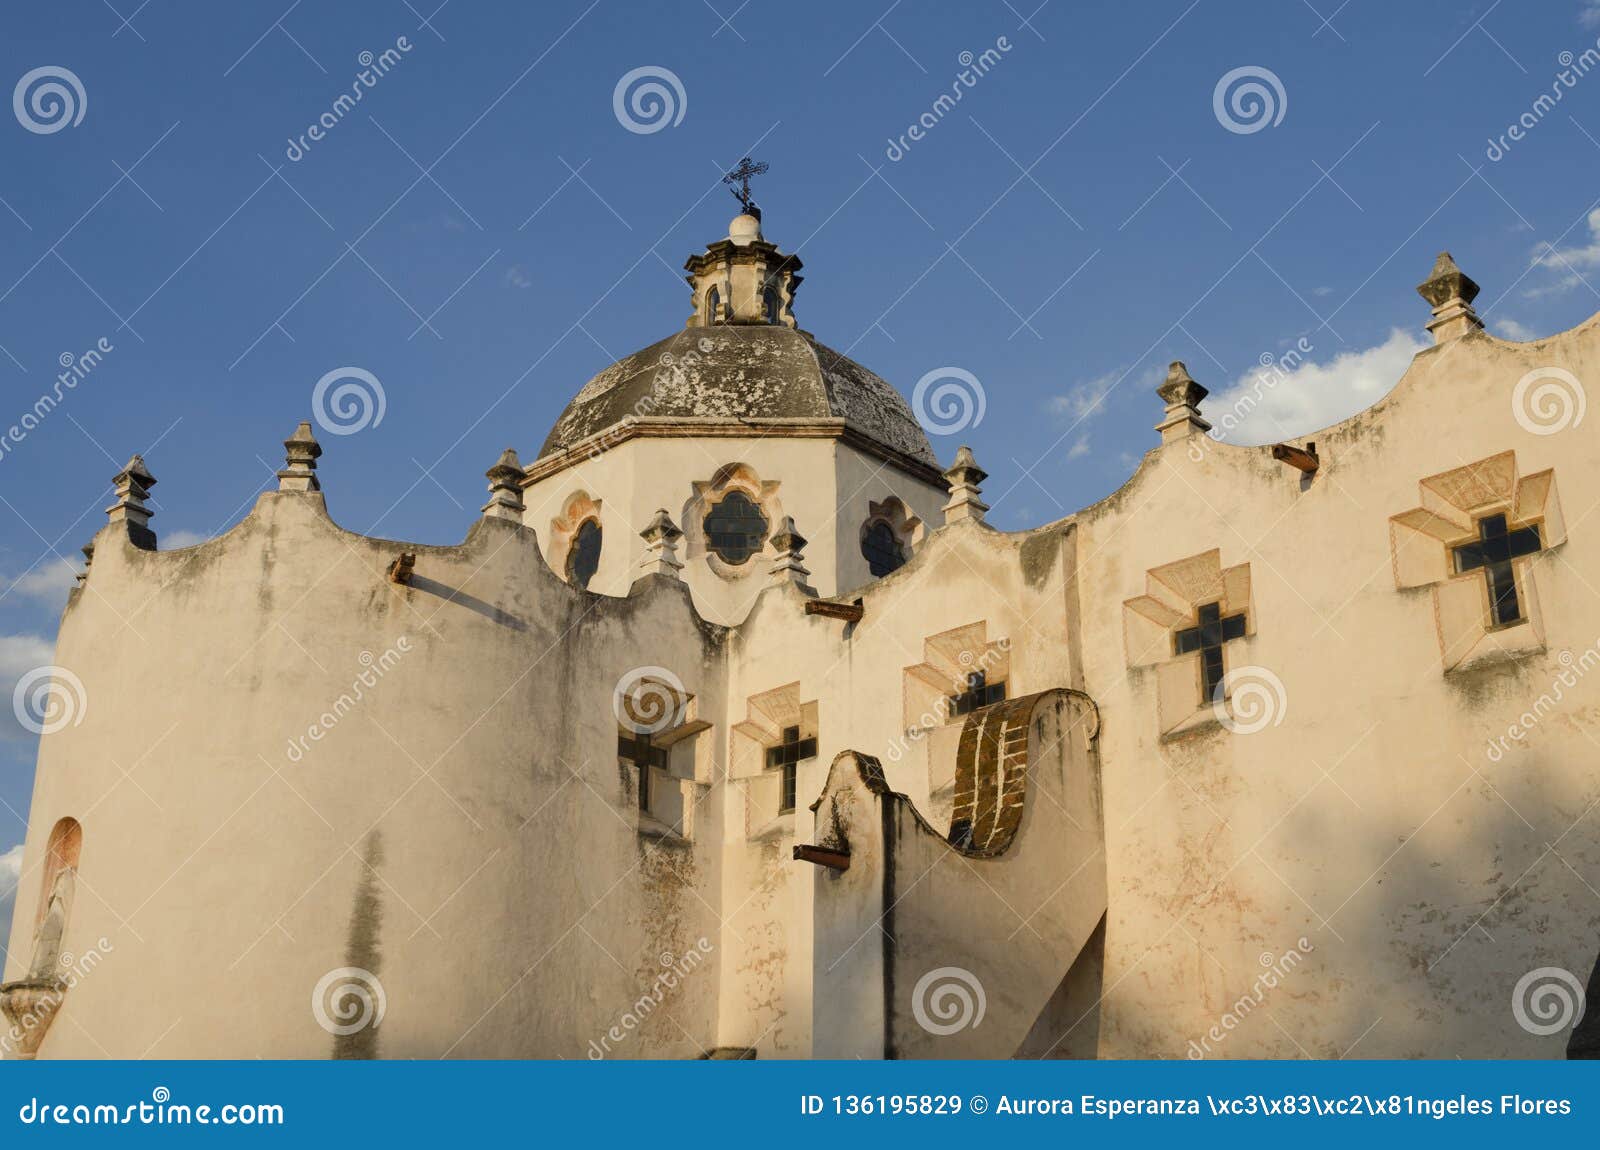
[
  {"left": 617, "top": 731, "right": 667, "bottom": 812},
  {"left": 567, "top": 519, "right": 601, "bottom": 589},
  {"left": 763, "top": 286, "right": 781, "bottom": 324},
  {"left": 1453, "top": 514, "right": 1542, "bottom": 628},
  {"left": 706, "top": 286, "right": 721, "bottom": 324},
  {"left": 1173, "top": 601, "right": 1247, "bottom": 703},
  {"left": 764, "top": 725, "right": 815, "bottom": 814},
  {"left": 861, "top": 519, "right": 907, "bottom": 577},
  {"left": 704, "top": 491, "right": 768, "bottom": 565},
  {"left": 949, "top": 670, "right": 1006, "bottom": 717}
]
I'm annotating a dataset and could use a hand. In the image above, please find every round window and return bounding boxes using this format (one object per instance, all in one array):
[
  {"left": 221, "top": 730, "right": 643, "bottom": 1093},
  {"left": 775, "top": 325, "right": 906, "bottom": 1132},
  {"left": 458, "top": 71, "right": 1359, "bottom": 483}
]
[{"left": 703, "top": 491, "right": 768, "bottom": 565}]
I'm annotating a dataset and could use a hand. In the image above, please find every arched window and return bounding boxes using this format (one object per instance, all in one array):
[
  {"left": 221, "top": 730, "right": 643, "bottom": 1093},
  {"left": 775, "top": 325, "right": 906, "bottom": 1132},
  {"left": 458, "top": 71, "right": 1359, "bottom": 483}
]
[
  {"left": 861, "top": 519, "right": 908, "bottom": 577},
  {"left": 705, "top": 286, "right": 721, "bottom": 324},
  {"left": 704, "top": 491, "right": 769, "bottom": 564},
  {"left": 566, "top": 519, "right": 601, "bottom": 589},
  {"left": 30, "top": 817, "right": 81, "bottom": 978},
  {"left": 763, "top": 285, "right": 781, "bottom": 324}
]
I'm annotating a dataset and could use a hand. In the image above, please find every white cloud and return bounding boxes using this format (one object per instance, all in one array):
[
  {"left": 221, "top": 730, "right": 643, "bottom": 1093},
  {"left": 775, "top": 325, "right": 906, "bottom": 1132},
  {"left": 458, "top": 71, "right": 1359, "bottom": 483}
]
[
  {"left": 0, "top": 841, "right": 21, "bottom": 960},
  {"left": 1066, "top": 435, "right": 1091, "bottom": 461},
  {"left": 503, "top": 265, "right": 532, "bottom": 290},
  {"left": 2, "top": 559, "right": 77, "bottom": 607},
  {"left": 1490, "top": 317, "right": 1538, "bottom": 341},
  {"left": 0, "top": 633, "right": 57, "bottom": 743},
  {"left": 160, "top": 529, "right": 210, "bottom": 550},
  {"left": 1204, "top": 328, "right": 1426, "bottom": 446},
  {"left": 1583, "top": 1, "right": 1600, "bottom": 29},
  {"left": 1528, "top": 208, "right": 1600, "bottom": 296}
]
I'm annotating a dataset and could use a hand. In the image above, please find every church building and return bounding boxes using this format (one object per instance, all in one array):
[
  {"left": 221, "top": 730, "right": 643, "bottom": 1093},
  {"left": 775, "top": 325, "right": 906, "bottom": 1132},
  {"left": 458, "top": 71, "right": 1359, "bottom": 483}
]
[{"left": 3, "top": 187, "right": 1597, "bottom": 1059}]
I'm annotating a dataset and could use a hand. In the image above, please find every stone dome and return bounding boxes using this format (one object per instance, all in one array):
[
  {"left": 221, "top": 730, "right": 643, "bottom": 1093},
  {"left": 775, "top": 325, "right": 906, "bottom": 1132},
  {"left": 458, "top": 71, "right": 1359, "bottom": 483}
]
[{"left": 537, "top": 324, "right": 939, "bottom": 469}]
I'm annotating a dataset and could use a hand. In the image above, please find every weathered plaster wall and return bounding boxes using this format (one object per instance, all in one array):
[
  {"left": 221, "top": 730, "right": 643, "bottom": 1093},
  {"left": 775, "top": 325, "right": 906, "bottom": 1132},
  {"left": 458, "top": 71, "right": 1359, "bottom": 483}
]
[{"left": 3, "top": 494, "right": 727, "bottom": 1059}]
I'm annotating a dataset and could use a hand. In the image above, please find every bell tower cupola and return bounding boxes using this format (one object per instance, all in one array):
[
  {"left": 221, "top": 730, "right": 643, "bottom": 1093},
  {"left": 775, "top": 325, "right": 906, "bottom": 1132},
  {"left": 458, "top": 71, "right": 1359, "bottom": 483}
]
[{"left": 685, "top": 157, "right": 802, "bottom": 328}]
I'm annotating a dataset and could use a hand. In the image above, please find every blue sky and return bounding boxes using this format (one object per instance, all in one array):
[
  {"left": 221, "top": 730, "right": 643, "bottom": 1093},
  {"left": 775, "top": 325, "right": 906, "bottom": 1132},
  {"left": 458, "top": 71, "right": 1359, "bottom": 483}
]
[{"left": 4, "top": 0, "right": 1600, "bottom": 946}]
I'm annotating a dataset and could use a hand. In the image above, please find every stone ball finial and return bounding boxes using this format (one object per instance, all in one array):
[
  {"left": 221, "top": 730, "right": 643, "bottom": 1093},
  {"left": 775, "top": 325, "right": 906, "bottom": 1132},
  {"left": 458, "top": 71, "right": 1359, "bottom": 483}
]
[{"left": 728, "top": 213, "right": 762, "bottom": 247}]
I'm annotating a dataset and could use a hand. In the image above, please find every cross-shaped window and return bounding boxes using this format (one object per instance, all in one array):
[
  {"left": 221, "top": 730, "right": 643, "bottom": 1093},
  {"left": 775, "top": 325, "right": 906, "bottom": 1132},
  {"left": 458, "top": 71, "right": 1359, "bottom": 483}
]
[
  {"left": 618, "top": 731, "right": 669, "bottom": 812},
  {"left": 765, "top": 725, "right": 816, "bottom": 813},
  {"left": 1174, "top": 602, "right": 1246, "bottom": 704},
  {"left": 1452, "top": 513, "right": 1542, "bottom": 628},
  {"left": 949, "top": 670, "right": 1005, "bottom": 717}
]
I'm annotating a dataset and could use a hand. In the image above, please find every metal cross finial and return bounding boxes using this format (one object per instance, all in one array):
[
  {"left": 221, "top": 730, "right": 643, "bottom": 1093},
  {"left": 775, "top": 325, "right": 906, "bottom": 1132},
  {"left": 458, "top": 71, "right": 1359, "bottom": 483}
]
[{"left": 723, "top": 156, "right": 769, "bottom": 217}]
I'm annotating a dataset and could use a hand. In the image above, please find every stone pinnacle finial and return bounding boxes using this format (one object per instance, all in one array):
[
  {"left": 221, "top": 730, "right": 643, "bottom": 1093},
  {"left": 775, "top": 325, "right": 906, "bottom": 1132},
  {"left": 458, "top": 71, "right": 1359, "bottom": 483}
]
[
  {"left": 277, "top": 421, "right": 324, "bottom": 493},
  {"left": 1416, "top": 251, "right": 1483, "bottom": 344},
  {"left": 105, "top": 453, "right": 157, "bottom": 546},
  {"left": 637, "top": 508, "right": 685, "bottom": 579},
  {"left": 481, "top": 447, "right": 526, "bottom": 522},
  {"left": 768, "top": 515, "right": 815, "bottom": 594},
  {"left": 1155, "top": 361, "right": 1212, "bottom": 444},
  {"left": 942, "top": 445, "right": 989, "bottom": 525}
]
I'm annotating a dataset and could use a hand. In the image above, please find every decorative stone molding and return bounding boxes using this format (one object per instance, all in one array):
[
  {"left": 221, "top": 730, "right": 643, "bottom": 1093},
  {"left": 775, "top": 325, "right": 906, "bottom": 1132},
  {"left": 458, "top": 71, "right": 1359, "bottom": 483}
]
[
  {"left": 730, "top": 681, "right": 819, "bottom": 834},
  {"left": 105, "top": 454, "right": 157, "bottom": 548},
  {"left": 767, "top": 516, "right": 815, "bottom": 594},
  {"left": 860, "top": 496, "right": 922, "bottom": 571},
  {"left": 0, "top": 978, "right": 68, "bottom": 1059},
  {"left": 636, "top": 509, "right": 685, "bottom": 580},
  {"left": 1416, "top": 251, "right": 1483, "bottom": 344},
  {"left": 549, "top": 491, "right": 603, "bottom": 580},
  {"left": 941, "top": 446, "right": 989, "bottom": 525},
  {"left": 1389, "top": 450, "right": 1562, "bottom": 670},
  {"left": 277, "top": 421, "right": 323, "bottom": 493},
  {"left": 1154, "top": 361, "right": 1211, "bottom": 444},
  {"left": 684, "top": 212, "right": 802, "bottom": 329},
  {"left": 685, "top": 463, "right": 782, "bottom": 579},
  {"left": 1122, "top": 549, "right": 1254, "bottom": 736},
  {"left": 480, "top": 447, "right": 525, "bottom": 522},
  {"left": 901, "top": 621, "right": 1011, "bottom": 733}
]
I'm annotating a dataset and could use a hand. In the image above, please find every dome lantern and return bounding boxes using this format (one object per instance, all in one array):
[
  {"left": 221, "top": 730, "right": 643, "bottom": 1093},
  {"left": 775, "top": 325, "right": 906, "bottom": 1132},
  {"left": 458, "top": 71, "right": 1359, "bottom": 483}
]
[{"left": 685, "top": 158, "right": 802, "bottom": 328}]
